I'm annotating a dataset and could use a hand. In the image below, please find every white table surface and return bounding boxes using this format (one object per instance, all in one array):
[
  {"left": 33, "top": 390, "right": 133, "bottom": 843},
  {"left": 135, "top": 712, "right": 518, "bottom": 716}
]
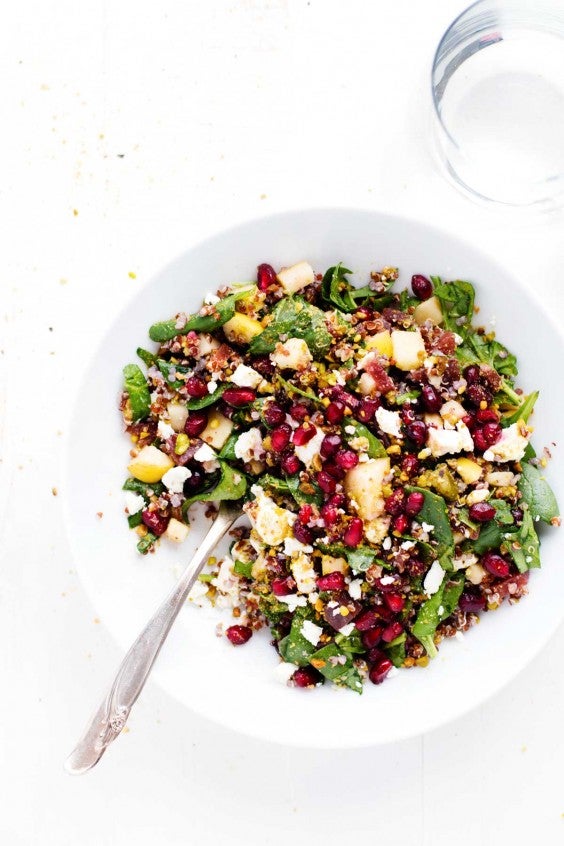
[{"left": 3, "top": 1, "right": 564, "bottom": 843}]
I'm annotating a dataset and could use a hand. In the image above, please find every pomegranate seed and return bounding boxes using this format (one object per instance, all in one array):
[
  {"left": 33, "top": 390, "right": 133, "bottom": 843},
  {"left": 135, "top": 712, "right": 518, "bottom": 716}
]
[
  {"left": 466, "top": 384, "right": 492, "bottom": 408},
  {"left": 463, "top": 412, "right": 476, "bottom": 429},
  {"left": 459, "top": 590, "right": 486, "bottom": 612},
  {"left": 472, "top": 427, "right": 488, "bottom": 451},
  {"left": 344, "top": 517, "right": 364, "bottom": 547},
  {"left": 292, "top": 424, "right": 316, "bottom": 446},
  {"left": 320, "top": 504, "right": 339, "bottom": 525},
  {"left": 326, "top": 401, "right": 345, "bottom": 424},
  {"left": 406, "top": 419, "right": 427, "bottom": 447},
  {"left": 184, "top": 411, "right": 208, "bottom": 437},
  {"left": 381, "top": 621, "right": 403, "bottom": 643},
  {"left": 362, "top": 627, "right": 384, "bottom": 649},
  {"left": 257, "top": 262, "right": 277, "bottom": 291},
  {"left": 367, "top": 646, "right": 386, "bottom": 664},
  {"left": 292, "top": 666, "right": 322, "bottom": 688},
  {"left": 317, "top": 470, "right": 337, "bottom": 493},
  {"left": 476, "top": 407, "right": 499, "bottom": 423},
  {"left": 293, "top": 521, "right": 313, "bottom": 545},
  {"left": 316, "top": 572, "right": 346, "bottom": 591},
  {"left": 512, "top": 507, "right": 524, "bottom": 523},
  {"left": 384, "top": 593, "right": 405, "bottom": 613},
  {"left": 280, "top": 452, "right": 301, "bottom": 475},
  {"left": 186, "top": 376, "right": 208, "bottom": 398},
  {"left": 384, "top": 488, "right": 406, "bottom": 516},
  {"left": 272, "top": 576, "right": 294, "bottom": 596},
  {"left": 184, "top": 469, "right": 204, "bottom": 490},
  {"left": 411, "top": 274, "right": 433, "bottom": 300},
  {"left": 320, "top": 433, "right": 342, "bottom": 457},
  {"left": 226, "top": 624, "right": 252, "bottom": 645},
  {"left": 335, "top": 449, "right": 359, "bottom": 470},
  {"left": 483, "top": 421, "right": 502, "bottom": 446},
  {"left": 323, "top": 462, "right": 345, "bottom": 480},
  {"left": 141, "top": 509, "right": 169, "bottom": 536},
  {"left": 355, "top": 306, "right": 373, "bottom": 321},
  {"left": 401, "top": 454, "right": 420, "bottom": 476},
  {"left": 329, "top": 493, "right": 346, "bottom": 507},
  {"left": 356, "top": 397, "right": 380, "bottom": 423},
  {"left": 401, "top": 406, "right": 416, "bottom": 425},
  {"left": 463, "top": 364, "right": 480, "bottom": 384},
  {"left": 405, "top": 491, "right": 424, "bottom": 516},
  {"left": 251, "top": 354, "right": 275, "bottom": 376},
  {"left": 469, "top": 501, "right": 496, "bottom": 522},
  {"left": 290, "top": 403, "right": 309, "bottom": 422},
  {"left": 421, "top": 384, "right": 442, "bottom": 412},
  {"left": 393, "top": 514, "right": 409, "bottom": 534},
  {"left": 369, "top": 657, "right": 394, "bottom": 685},
  {"left": 355, "top": 609, "right": 380, "bottom": 631},
  {"left": 298, "top": 504, "right": 313, "bottom": 523},
  {"left": 407, "top": 556, "right": 427, "bottom": 576},
  {"left": 482, "top": 551, "right": 510, "bottom": 578},
  {"left": 271, "top": 424, "right": 292, "bottom": 451},
  {"left": 330, "top": 386, "right": 360, "bottom": 411},
  {"left": 223, "top": 387, "right": 256, "bottom": 406},
  {"left": 263, "top": 403, "right": 286, "bottom": 428}
]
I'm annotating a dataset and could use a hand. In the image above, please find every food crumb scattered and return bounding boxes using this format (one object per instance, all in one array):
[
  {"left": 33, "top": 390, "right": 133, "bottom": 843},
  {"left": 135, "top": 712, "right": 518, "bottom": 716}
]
[{"left": 51, "top": 487, "right": 58, "bottom": 496}]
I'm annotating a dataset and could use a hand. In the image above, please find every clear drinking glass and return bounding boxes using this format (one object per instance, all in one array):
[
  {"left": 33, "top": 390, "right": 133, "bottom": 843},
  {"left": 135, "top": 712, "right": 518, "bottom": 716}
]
[{"left": 432, "top": 0, "right": 564, "bottom": 207}]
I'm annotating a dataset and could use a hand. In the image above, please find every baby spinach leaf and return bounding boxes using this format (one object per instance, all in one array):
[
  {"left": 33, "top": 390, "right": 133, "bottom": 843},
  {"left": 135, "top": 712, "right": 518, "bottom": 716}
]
[
  {"left": 260, "top": 474, "right": 291, "bottom": 495},
  {"left": 309, "top": 643, "right": 363, "bottom": 693},
  {"left": 275, "top": 374, "right": 321, "bottom": 403},
  {"left": 218, "top": 432, "right": 239, "bottom": 461},
  {"left": 127, "top": 512, "right": 143, "bottom": 528},
  {"left": 394, "top": 390, "right": 421, "bottom": 405},
  {"left": 383, "top": 632, "right": 407, "bottom": 668},
  {"left": 156, "top": 359, "right": 190, "bottom": 390},
  {"left": 123, "top": 363, "right": 151, "bottom": 421},
  {"left": 518, "top": 462, "right": 559, "bottom": 523},
  {"left": 406, "top": 487, "right": 454, "bottom": 568},
  {"left": 472, "top": 500, "right": 516, "bottom": 555},
  {"left": 137, "top": 532, "right": 157, "bottom": 554},
  {"left": 148, "top": 287, "right": 255, "bottom": 342},
  {"left": 342, "top": 419, "right": 387, "bottom": 458},
  {"left": 502, "top": 391, "right": 538, "bottom": 427},
  {"left": 285, "top": 474, "right": 323, "bottom": 508},
  {"left": 411, "top": 575, "right": 464, "bottom": 656},
  {"left": 136, "top": 347, "right": 156, "bottom": 367},
  {"left": 186, "top": 383, "right": 229, "bottom": 409},
  {"left": 430, "top": 277, "right": 475, "bottom": 330},
  {"left": 398, "top": 290, "right": 420, "bottom": 311},
  {"left": 233, "top": 559, "right": 253, "bottom": 578},
  {"left": 335, "top": 628, "right": 365, "bottom": 656},
  {"left": 418, "top": 635, "right": 438, "bottom": 659},
  {"left": 316, "top": 543, "right": 379, "bottom": 573},
  {"left": 248, "top": 296, "right": 332, "bottom": 357},
  {"left": 278, "top": 607, "right": 317, "bottom": 667},
  {"left": 182, "top": 460, "right": 247, "bottom": 518},
  {"left": 321, "top": 264, "right": 357, "bottom": 312},
  {"left": 123, "top": 477, "right": 164, "bottom": 497},
  {"left": 502, "top": 510, "right": 540, "bottom": 572}
]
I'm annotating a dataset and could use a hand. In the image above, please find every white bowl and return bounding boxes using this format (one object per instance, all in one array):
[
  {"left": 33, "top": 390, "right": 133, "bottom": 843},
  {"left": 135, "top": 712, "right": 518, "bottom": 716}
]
[{"left": 64, "top": 208, "right": 564, "bottom": 747}]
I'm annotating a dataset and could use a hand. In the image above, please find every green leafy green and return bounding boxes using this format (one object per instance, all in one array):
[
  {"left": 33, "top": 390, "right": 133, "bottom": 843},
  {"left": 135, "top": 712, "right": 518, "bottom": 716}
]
[
  {"left": 430, "top": 277, "right": 475, "bottom": 330},
  {"left": 182, "top": 460, "right": 247, "bottom": 518},
  {"left": 383, "top": 633, "right": 407, "bottom": 668},
  {"left": 278, "top": 608, "right": 317, "bottom": 666},
  {"left": 274, "top": 374, "right": 321, "bottom": 403},
  {"left": 137, "top": 532, "right": 157, "bottom": 554},
  {"left": 260, "top": 474, "right": 291, "bottom": 495},
  {"left": 456, "top": 330, "right": 520, "bottom": 404},
  {"left": 285, "top": 474, "right": 323, "bottom": 508},
  {"left": 472, "top": 499, "right": 516, "bottom": 555},
  {"left": 218, "top": 433, "right": 239, "bottom": 461},
  {"left": 316, "top": 543, "right": 380, "bottom": 574},
  {"left": 398, "top": 290, "right": 420, "bottom": 311},
  {"left": 127, "top": 512, "right": 143, "bottom": 528},
  {"left": 136, "top": 347, "right": 156, "bottom": 367},
  {"left": 502, "top": 391, "right": 538, "bottom": 427},
  {"left": 394, "top": 390, "right": 421, "bottom": 405},
  {"left": 156, "top": 359, "right": 190, "bottom": 390},
  {"left": 233, "top": 559, "right": 254, "bottom": 579},
  {"left": 341, "top": 419, "right": 387, "bottom": 458},
  {"left": 406, "top": 487, "right": 454, "bottom": 569},
  {"left": 411, "top": 575, "right": 464, "bottom": 657},
  {"left": 123, "top": 364, "right": 151, "bottom": 421},
  {"left": 309, "top": 643, "right": 363, "bottom": 693},
  {"left": 123, "top": 477, "right": 164, "bottom": 497},
  {"left": 321, "top": 264, "right": 357, "bottom": 312},
  {"left": 335, "top": 628, "right": 365, "bottom": 656},
  {"left": 502, "top": 510, "right": 540, "bottom": 573},
  {"left": 518, "top": 462, "right": 559, "bottom": 524},
  {"left": 248, "top": 296, "right": 332, "bottom": 357},
  {"left": 148, "top": 287, "right": 255, "bottom": 342},
  {"left": 186, "top": 383, "right": 229, "bottom": 410}
]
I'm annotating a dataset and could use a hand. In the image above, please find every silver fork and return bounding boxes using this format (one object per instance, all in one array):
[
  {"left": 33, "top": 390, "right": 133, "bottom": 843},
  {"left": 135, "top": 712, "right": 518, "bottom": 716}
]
[{"left": 65, "top": 501, "right": 242, "bottom": 775}]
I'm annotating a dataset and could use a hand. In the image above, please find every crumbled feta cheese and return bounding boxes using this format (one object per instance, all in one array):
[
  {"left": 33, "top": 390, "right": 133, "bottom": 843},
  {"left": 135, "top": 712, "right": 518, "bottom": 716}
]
[
  {"left": 339, "top": 622, "right": 356, "bottom": 636},
  {"left": 294, "top": 426, "right": 325, "bottom": 467},
  {"left": 308, "top": 591, "right": 319, "bottom": 605},
  {"left": 212, "top": 557, "right": 241, "bottom": 608},
  {"left": 207, "top": 380, "right": 218, "bottom": 394},
  {"left": 291, "top": 553, "right": 317, "bottom": 593},
  {"left": 344, "top": 425, "right": 356, "bottom": 435},
  {"left": 244, "top": 489, "right": 295, "bottom": 546},
  {"left": 204, "top": 292, "right": 220, "bottom": 304},
  {"left": 423, "top": 560, "right": 445, "bottom": 596},
  {"left": 453, "top": 333, "right": 463, "bottom": 346},
  {"left": 234, "top": 427, "right": 264, "bottom": 464},
  {"left": 375, "top": 407, "right": 403, "bottom": 438},
  {"left": 438, "top": 605, "right": 445, "bottom": 616},
  {"left": 428, "top": 421, "right": 474, "bottom": 457},
  {"left": 400, "top": 540, "right": 416, "bottom": 550},
  {"left": 284, "top": 536, "right": 313, "bottom": 556},
  {"left": 300, "top": 620, "right": 323, "bottom": 646},
  {"left": 271, "top": 337, "right": 313, "bottom": 370},
  {"left": 421, "top": 522, "right": 434, "bottom": 533},
  {"left": 382, "top": 536, "right": 392, "bottom": 551},
  {"left": 162, "top": 465, "right": 192, "bottom": 493},
  {"left": 483, "top": 422, "right": 530, "bottom": 463},
  {"left": 452, "top": 551, "right": 478, "bottom": 571},
  {"left": 273, "top": 661, "right": 298, "bottom": 684},
  {"left": 187, "top": 579, "right": 209, "bottom": 606},
  {"left": 193, "top": 442, "right": 220, "bottom": 472},
  {"left": 380, "top": 574, "right": 396, "bottom": 585},
  {"left": 231, "top": 363, "right": 263, "bottom": 389},
  {"left": 124, "top": 491, "right": 145, "bottom": 515},
  {"left": 157, "top": 420, "right": 175, "bottom": 441},
  {"left": 348, "top": 579, "right": 363, "bottom": 600},
  {"left": 277, "top": 593, "right": 308, "bottom": 611}
]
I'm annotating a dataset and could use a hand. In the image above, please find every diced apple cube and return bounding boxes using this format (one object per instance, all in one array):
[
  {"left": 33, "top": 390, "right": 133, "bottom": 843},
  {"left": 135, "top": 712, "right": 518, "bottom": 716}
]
[
  {"left": 223, "top": 313, "right": 264, "bottom": 344},
  {"left": 391, "top": 330, "right": 426, "bottom": 370},
  {"left": 321, "top": 555, "right": 350, "bottom": 575},
  {"left": 200, "top": 410, "right": 234, "bottom": 450},
  {"left": 344, "top": 457, "right": 390, "bottom": 521},
  {"left": 413, "top": 296, "right": 443, "bottom": 326},
  {"left": 364, "top": 330, "right": 393, "bottom": 357},
  {"left": 271, "top": 338, "right": 313, "bottom": 370},
  {"left": 276, "top": 261, "right": 315, "bottom": 294},
  {"left": 167, "top": 402, "right": 189, "bottom": 433},
  {"left": 127, "top": 445, "right": 174, "bottom": 483},
  {"left": 358, "top": 372, "right": 377, "bottom": 395},
  {"left": 455, "top": 457, "right": 483, "bottom": 485},
  {"left": 165, "top": 518, "right": 190, "bottom": 543}
]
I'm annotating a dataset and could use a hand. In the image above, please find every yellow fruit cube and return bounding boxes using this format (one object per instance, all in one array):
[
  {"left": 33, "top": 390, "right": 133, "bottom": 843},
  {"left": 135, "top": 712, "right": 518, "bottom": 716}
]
[
  {"left": 391, "top": 330, "right": 426, "bottom": 370},
  {"left": 223, "top": 312, "right": 264, "bottom": 344},
  {"left": 200, "top": 410, "right": 234, "bottom": 450},
  {"left": 128, "top": 445, "right": 174, "bottom": 483},
  {"left": 455, "top": 457, "right": 483, "bottom": 484},
  {"left": 413, "top": 296, "right": 443, "bottom": 326},
  {"left": 364, "top": 330, "right": 393, "bottom": 357}
]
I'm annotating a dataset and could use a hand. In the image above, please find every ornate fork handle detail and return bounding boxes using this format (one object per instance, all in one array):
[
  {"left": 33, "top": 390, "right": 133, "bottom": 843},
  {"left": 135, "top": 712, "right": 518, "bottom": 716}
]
[{"left": 65, "top": 502, "right": 241, "bottom": 775}]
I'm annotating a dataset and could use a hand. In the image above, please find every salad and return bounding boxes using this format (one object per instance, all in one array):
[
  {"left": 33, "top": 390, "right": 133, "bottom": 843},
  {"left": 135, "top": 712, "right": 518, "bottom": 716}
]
[{"left": 120, "top": 260, "right": 559, "bottom": 692}]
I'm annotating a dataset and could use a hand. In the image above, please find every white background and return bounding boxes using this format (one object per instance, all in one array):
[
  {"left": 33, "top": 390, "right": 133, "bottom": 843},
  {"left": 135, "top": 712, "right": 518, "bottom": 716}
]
[{"left": 2, "top": 1, "right": 564, "bottom": 843}]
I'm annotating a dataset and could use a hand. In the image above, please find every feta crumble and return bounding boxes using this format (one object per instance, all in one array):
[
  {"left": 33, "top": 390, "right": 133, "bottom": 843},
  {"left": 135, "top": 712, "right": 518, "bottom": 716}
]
[
  {"left": 234, "top": 427, "right": 264, "bottom": 463},
  {"left": 277, "top": 594, "right": 308, "bottom": 612},
  {"left": 231, "top": 363, "right": 263, "bottom": 389},
  {"left": 423, "top": 560, "right": 445, "bottom": 596},
  {"left": 339, "top": 622, "right": 356, "bottom": 636},
  {"left": 375, "top": 407, "right": 403, "bottom": 438},
  {"left": 162, "top": 465, "right": 192, "bottom": 493},
  {"left": 483, "top": 422, "right": 530, "bottom": 463},
  {"left": 300, "top": 620, "right": 323, "bottom": 646},
  {"left": 157, "top": 419, "right": 175, "bottom": 441},
  {"left": 294, "top": 426, "right": 325, "bottom": 467},
  {"left": 193, "top": 442, "right": 220, "bottom": 472},
  {"left": 124, "top": 491, "right": 145, "bottom": 515},
  {"left": 348, "top": 579, "right": 363, "bottom": 600}
]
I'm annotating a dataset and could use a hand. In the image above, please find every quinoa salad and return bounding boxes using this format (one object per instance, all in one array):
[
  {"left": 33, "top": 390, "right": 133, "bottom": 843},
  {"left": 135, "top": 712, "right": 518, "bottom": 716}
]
[{"left": 120, "top": 260, "right": 560, "bottom": 692}]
